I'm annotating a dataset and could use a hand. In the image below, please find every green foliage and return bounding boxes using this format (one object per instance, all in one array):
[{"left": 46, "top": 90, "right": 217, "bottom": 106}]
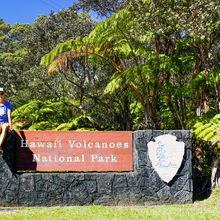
[
  {"left": 190, "top": 113, "right": 220, "bottom": 146},
  {"left": 55, "top": 115, "right": 96, "bottom": 131},
  {"left": 104, "top": 71, "right": 126, "bottom": 94},
  {"left": 2, "top": 0, "right": 219, "bottom": 132},
  {"left": 28, "top": 121, "right": 53, "bottom": 131},
  {"left": 192, "top": 134, "right": 217, "bottom": 178},
  {"left": 55, "top": 123, "right": 72, "bottom": 131},
  {"left": 104, "top": 63, "right": 155, "bottom": 96},
  {"left": 12, "top": 99, "right": 99, "bottom": 131},
  {"left": 40, "top": 8, "right": 137, "bottom": 71},
  {"left": 0, "top": 7, "right": 95, "bottom": 106},
  {"left": 40, "top": 0, "right": 219, "bottom": 130},
  {"left": 12, "top": 100, "right": 73, "bottom": 130},
  {"left": 190, "top": 113, "right": 219, "bottom": 187},
  {"left": 77, "top": 0, "right": 127, "bottom": 17},
  {"left": 130, "top": 102, "right": 144, "bottom": 130}
]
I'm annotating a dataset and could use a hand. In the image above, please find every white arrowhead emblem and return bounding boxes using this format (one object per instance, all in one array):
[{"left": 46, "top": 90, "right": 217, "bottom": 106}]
[{"left": 147, "top": 135, "right": 185, "bottom": 183}]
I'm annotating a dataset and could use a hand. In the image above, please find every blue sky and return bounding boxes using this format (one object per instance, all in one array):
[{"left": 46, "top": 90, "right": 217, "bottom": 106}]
[{"left": 0, "top": 0, "right": 75, "bottom": 25}]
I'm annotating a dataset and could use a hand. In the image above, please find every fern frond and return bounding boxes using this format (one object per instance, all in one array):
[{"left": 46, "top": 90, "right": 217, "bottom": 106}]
[{"left": 191, "top": 114, "right": 220, "bottom": 146}]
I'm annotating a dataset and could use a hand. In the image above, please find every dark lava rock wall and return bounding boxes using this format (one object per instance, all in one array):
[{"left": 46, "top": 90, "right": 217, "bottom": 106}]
[{"left": 0, "top": 130, "right": 192, "bottom": 206}]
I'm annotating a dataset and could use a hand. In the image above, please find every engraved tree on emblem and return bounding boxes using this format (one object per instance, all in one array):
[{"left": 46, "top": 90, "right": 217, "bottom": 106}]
[
  {"left": 155, "top": 141, "right": 177, "bottom": 169},
  {"left": 148, "top": 135, "right": 185, "bottom": 183}
]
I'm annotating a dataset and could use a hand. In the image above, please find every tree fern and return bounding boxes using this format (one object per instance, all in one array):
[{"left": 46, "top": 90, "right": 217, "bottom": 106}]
[
  {"left": 191, "top": 114, "right": 220, "bottom": 146},
  {"left": 12, "top": 100, "right": 73, "bottom": 130}
]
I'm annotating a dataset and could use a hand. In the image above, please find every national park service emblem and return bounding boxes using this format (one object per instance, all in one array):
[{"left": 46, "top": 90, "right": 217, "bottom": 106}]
[{"left": 147, "top": 134, "right": 185, "bottom": 183}]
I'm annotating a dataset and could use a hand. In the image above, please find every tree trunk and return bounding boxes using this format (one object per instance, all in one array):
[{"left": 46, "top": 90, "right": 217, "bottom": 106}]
[
  {"left": 203, "top": 94, "right": 210, "bottom": 113},
  {"left": 143, "top": 104, "right": 156, "bottom": 129},
  {"left": 211, "top": 156, "right": 220, "bottom": 188},
  {"left": 214, "top": 82, "right": 220, "bottom": 113},
  {"left": 122, "top": 94, "right": 131, "bottom": 130}
]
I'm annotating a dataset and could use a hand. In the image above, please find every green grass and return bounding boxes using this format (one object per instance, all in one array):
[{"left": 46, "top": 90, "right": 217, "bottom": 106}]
[{"left": 0, "top": 188, "right": 220, "bottom": 220}]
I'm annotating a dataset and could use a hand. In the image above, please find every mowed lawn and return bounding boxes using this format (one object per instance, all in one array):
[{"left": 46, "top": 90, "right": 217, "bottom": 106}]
[{"left": 0, "top": 188, "right": 219, "bottom": 220}]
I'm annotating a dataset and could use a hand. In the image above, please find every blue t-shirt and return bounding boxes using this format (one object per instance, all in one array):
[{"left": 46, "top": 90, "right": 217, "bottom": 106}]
[{"left": 0, "top": 101, "right": 12, "bottom": 123}]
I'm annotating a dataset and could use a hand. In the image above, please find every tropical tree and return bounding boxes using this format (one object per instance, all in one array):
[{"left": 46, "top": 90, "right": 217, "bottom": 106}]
[
  {"left": 39, "top": 0, "right": 219, "bottom": 129},
  {"left": 0, "top": 6, "right": 96, "bottom": 106},
  {"left": 130, "top": 0, "right": 220, "bottom": 119},
  {"left": 0, "top": 20, "right": 31, "bottom": 105},
  {"left": 77, "top": 0, "right": 128, "bottom": 17}
]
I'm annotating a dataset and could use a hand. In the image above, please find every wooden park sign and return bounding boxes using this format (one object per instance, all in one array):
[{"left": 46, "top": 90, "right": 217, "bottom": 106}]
[{"left": 15, "top": 131, "right": 133, "bottom": 171}]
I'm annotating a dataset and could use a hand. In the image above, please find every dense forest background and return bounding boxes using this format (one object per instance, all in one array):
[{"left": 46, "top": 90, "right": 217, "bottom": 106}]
[{"left": 0, "top": 0, "right": 219, "bottom": 147}]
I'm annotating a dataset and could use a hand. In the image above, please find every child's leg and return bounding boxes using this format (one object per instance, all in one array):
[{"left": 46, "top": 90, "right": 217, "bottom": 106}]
[
  {"left": 0, "top": 125, "right": 2, "bottom": 154},
  {"left": 0, "top": 123, "right": 9, "bottom": 154}
]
